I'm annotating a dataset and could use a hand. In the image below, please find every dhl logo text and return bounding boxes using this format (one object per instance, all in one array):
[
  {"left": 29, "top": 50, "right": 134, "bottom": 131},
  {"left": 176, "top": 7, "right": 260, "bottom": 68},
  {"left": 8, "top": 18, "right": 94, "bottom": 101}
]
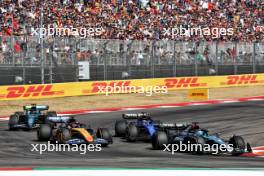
[
  {"left": 164, "top": 78, "right": 207, "bottom": 88},
  {"left": 3, "top": 85, "right": 63, "bottom": 98},
  {"left": 223, "top": 75, "right": 259, "bottom": 85},
  {"left": 91, "top": 81, "right": 131, "bottom": 92}
]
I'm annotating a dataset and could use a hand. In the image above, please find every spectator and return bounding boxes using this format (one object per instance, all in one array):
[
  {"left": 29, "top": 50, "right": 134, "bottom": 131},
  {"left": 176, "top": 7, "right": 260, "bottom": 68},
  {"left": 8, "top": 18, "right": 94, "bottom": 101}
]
[{"left": 0, "top": 0, "right": 262, "bottom": 41}]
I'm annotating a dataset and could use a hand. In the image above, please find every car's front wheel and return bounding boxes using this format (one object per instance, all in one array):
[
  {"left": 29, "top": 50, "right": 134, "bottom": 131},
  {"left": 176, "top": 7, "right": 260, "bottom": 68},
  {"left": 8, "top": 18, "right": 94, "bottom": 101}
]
[
  {"left": 152, "top": 131, "right": 168, "bottom": 150},
  {"left": 38, "top": 124, "right": 52, "bottom": 141},
  {"left": 8, "top": 115, "right": 19, "bottom": 131},
  {"left": 126, "top": 124, "right": 138, "bottom": 142},
  {"left": 190, "top": 136, "right": 206, "bottom": 155},
  {"left": 97, "top": 128, "right": 113, "bottom": 147},
  {"left": 229, "top": 135, "right": 246, "bottom": 156},
  {"left": 115, "top": 120, "right": 127, "bottom": 137},
  {"left": 58, "top": 128, "right": 71, "bottom": 143}
]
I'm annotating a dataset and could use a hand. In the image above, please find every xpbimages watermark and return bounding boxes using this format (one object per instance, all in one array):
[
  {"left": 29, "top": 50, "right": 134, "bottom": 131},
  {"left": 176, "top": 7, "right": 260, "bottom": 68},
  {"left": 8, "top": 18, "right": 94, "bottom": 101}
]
[
  {"left": 163, "top": 141, "right": 234, "bottom": 155},
  {"left": 163, "top": 26, "right": 234, "bottom": 39},
  {"left": 32, "top": 25, "right": 104, "bottom": 38},
  {"left": 97, "top": 83, "right": 168, "bottom": 96},
  {"left": 30, "top": 141, "right": 102, "bottom": 154}
]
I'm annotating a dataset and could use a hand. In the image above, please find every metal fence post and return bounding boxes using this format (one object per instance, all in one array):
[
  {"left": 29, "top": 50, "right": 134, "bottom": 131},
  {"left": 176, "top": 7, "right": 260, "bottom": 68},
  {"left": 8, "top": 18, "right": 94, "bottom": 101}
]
[
  {"left": 173, "top": 41, "right": 177, "bottom": 77},
  {"left": 194, "top": 42, "right": 198, "bottom": 76},
  {"left": 253, "top": 42, "right": 256, "bottom": 73},
  {"left": 49, "top": 40, "right": 53, "bottom": 84},
  {"left": 103, "top": 41, "right": 107, "bottom": 80},
  {"left": 215, "top": 41, "right": 219, "bottom": 75},
  {"left": 11, "top": 36, "right": 15, "bottom": 65},
  {"left": 75, "top": 38, "right": 79, "bottom": 82},
  {"left": 125, "top": 40, "right": 131, "bottom": 78},
  {"left": 233, "top": 42, "right": 238, "bottom": 75},
  {"left": 40, "top": 7, "right": 45, "bottom": 84},
  {"left": 151, "top": 40, "right": 155, "bottom": 78},
  {"left": 22, "top": 45, "right": 26, "bottom": 84}
]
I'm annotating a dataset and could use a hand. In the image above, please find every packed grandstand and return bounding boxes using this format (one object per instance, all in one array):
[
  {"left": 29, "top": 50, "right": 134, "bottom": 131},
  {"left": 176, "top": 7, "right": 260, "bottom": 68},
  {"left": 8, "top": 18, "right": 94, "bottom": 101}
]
[{"left": 0, "top": 0, "right": 263, "bottom": 41}]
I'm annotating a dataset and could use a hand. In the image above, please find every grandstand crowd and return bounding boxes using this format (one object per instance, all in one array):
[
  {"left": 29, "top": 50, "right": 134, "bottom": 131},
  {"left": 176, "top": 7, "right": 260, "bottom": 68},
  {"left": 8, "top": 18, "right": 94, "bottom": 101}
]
[{"left": 0, "top": 0, "right": 263, "bottom": 41}]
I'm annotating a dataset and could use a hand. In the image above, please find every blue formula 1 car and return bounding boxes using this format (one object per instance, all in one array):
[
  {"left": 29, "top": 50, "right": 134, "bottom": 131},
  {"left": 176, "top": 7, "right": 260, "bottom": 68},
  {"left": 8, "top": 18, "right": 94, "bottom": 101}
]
[
  {"left": 37, "top": 116, "right": 113, "bottom": 146},
  {"left": 152, "top": 122, "right": 252, "bottom": 156},
  {"left": 8, "top": 104, "right": 57, "bottom": 130},
  {"left": 115, "top": 112, "right": 162, "bottom": 142}
]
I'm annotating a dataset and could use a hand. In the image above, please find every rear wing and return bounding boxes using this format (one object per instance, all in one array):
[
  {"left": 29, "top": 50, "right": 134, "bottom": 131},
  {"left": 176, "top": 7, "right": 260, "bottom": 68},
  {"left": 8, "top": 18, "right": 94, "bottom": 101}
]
[
  {"left": 157, "top": 123, "right": 188, "bottom": 129},
  {"left": 23, "top": 105, "right": 49, "bottom": 111},
  {"left": 46, "top": 116, "right": 71, "bottom": 123},
  {"left": 122, "top": 112, "right": 151, "bottom": 120},
  {"left": 157, "top": 122, "right": 200, "bottom": 130}
]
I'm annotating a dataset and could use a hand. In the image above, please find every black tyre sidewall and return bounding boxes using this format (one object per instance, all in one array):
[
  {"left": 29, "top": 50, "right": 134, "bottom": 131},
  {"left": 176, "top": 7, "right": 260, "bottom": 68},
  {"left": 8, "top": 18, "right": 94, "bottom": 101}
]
[
  {"left": 126, "top": 124, "right": 138, "bottom": 142},
  {"left": 229, "top": 136, "right": 246, "bottom": 155},
  {"left": 14, "top": 112, "right": 24, "bottom": 116},
  {"left": 190, "top": 136, "right": 205, "bottom": 154},
  {"left": 152, "top": 131, "right": 168, "bottom": 150},
  {"left": 9, "top": 115, "right": 19, "bottom": 130},
  {"left": 38, "top": 124, "right": 52, "bottom": 141},
  {"left": 97, "top": 128, "right": 113, "bottom": 146},
  {"left": 115, "top": 120, "right": 127, "bottom": 136},
  {"left": 58, "top": 128, "right": 71, "bottom": 143}
]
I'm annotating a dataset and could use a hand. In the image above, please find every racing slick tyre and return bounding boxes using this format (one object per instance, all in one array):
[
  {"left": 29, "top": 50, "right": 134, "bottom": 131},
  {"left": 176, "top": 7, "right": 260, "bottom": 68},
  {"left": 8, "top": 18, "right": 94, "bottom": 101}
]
[
  {"left": 14, "top": 112, "right": 24, "bottom": 116},
  {"left": 8, "top": 115, "right": 19, "bottom": 130},
  {"left": 43, "top": 115, "right": 55, "bottom": 128},
  {"left": 229, "top": 135, "right": 246, "bottom": 156},
  {"left": 115, "top": 120, "right": 127, "bottom": 137},
  {"left": 47, "top": 111, "right": 57, "bottom": 117},
  {"left": 126, "top": 124, "right": 138, "bottom": 142},
  {"left": 96, "top": 128, "right": 113, "bottom": 147},
  {"left": 38, "top": 124, "right": 52, "bottom": 141},
  {"left": 190, "top": 136, "right": 206, "bottom": 155},
  {"left": 152, "top": 131, "right": 168, "bottom": 150},
  {"left": 58, "top": 128, "right": 71, "bottom": 143}
]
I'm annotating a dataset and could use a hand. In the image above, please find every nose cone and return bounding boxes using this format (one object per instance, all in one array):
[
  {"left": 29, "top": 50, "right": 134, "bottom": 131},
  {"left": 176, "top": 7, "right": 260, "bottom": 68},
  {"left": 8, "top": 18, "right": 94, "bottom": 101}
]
[{"left": 27, "top": 115, "right": 37, "bottom": 128}]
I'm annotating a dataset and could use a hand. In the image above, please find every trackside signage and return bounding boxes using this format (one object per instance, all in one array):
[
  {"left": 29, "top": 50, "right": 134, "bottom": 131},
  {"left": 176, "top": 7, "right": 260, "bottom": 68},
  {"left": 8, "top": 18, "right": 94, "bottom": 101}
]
[
  {"left": 220, "top": 75, "right": 263, "bottom": 85},
  {"left": 0, "top": 74, "right": 263, "bottom": 100},
  {"left": 164, "top": 78, "right": 207, "bottom": 88},
  {"left": 187, "top": 89, "right": 209, "bottom": 101},
  {"left": 2, "top": 85, "right": 64, "bottom": 98},
  {"left": 89, "top": 81, "right": 132, "bottom": 93}
]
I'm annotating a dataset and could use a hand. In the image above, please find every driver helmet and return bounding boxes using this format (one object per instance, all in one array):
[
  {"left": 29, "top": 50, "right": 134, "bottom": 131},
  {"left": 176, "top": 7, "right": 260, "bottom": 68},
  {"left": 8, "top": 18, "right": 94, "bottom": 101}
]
[
  {"left": 68, "top": 117, "right": 76, "bottom": 123},
  {"left": 196, "top": 130, "right": 204, "bottom": 136},
  {"left": 191, "top": 123, "right": 200, "bottom": 130}
]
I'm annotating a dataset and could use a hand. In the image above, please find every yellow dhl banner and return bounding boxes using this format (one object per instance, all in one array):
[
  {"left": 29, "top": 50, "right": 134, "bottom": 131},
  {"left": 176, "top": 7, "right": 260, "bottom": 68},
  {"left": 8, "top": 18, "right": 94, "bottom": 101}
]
[
  {"left": 187, "top": 89, "right": 209, "bottom": 101},
  {"left": 0, "top": 74, "right": 263, "bottom": 100}
]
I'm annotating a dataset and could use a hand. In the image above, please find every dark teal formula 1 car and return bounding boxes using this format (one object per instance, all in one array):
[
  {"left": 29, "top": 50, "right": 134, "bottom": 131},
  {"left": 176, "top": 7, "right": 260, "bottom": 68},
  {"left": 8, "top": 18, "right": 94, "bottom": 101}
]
[
  {"left": 152, "top": 122, "right": 252, "bottom": 156},
  {"left": 8, "top": 104, "right": 57, "bottom": 130}
]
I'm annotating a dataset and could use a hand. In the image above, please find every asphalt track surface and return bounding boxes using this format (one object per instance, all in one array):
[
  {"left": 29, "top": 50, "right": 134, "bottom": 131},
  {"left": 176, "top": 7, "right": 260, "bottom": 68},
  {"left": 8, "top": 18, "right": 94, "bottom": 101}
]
[{"left": 0, "top": 101, "right": 264, "bottom": 168}]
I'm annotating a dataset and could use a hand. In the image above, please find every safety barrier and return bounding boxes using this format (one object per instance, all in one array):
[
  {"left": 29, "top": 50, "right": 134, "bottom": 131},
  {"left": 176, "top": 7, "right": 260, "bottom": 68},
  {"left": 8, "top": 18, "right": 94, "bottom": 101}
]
[{"left": 0, "top": 73, "right": 263, "bottom": 100}]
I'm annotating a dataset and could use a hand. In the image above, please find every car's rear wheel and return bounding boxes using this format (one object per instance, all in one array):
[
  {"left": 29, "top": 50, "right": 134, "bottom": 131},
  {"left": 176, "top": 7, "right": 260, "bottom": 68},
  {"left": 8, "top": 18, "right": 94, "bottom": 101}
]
[
  {"left": 190, "top": 136, "right": 206, "bottom": 155},
  {"left": 14, "top": 112, "right": 24, "bottom": 116},
  {"left": 58, "top": 128, "right": 71, "bottom": 143},
  {"left": 97, "top": 128, "right": 113, "bottom": 147},
  {"left": 115, "top": 120, "right": 127, "bottom": 137},
  {"left": 152, "top": 131, "right": 168, "bottom": 150},
  {"left": 38, "top": 124, "right": 52, "bottom": 141},
  {"left": 9, "top": 115, "right": 19, "bottom": 131},
  {"left": 229, "top": 135, "right": 246, "bottom": 156},
  {"left": 43, "top": 115, "right": 55, "bottom": 128},
  {"left": 126, "top": 124, "right": 138, "bottom": 142}
]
